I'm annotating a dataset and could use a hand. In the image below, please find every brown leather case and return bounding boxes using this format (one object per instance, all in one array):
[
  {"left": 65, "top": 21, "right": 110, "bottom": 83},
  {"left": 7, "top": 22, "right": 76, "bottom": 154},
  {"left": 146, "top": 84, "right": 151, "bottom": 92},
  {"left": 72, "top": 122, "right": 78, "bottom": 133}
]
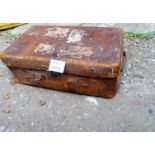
[{"left": 1, "top": 26, "right": 125, "bottom": 98}]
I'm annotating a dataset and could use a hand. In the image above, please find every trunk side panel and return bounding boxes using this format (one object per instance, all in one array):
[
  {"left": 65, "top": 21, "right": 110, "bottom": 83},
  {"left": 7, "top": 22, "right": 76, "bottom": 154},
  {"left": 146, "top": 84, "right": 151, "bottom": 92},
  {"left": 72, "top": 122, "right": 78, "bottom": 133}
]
[{"left": 10, "top": 67, "right": 118, "bottom": 98}]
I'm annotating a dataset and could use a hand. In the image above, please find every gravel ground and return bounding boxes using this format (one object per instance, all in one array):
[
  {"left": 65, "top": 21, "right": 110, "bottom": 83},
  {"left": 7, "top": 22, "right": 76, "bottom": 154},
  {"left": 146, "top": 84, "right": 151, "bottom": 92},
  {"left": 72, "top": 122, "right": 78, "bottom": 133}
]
[{"left": 0, "top": 24, "right": 155, "bottom": 132}]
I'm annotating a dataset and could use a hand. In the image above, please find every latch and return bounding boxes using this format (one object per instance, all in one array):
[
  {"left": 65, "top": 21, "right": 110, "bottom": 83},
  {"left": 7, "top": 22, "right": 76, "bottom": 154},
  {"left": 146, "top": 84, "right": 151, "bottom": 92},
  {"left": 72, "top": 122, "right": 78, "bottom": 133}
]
[{"left": 47, "top": 71, "right": 62, "bottom": 77}]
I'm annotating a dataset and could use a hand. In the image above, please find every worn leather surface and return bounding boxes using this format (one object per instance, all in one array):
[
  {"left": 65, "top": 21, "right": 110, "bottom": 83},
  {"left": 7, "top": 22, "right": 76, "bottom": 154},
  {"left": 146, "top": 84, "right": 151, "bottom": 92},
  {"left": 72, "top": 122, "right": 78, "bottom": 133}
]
[{"left": 2, "top": 26, "right": 123, "bottom": 78}]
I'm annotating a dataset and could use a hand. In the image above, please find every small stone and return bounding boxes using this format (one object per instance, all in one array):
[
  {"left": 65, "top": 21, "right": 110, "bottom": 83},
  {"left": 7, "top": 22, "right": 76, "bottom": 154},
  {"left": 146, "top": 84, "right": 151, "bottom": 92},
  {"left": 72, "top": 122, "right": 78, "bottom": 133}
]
[
  {"left": 137, "top": 93, "right": 143, "bottom": 98},
  {"left": 152, "top": 80, "right": 155, "bottom": 84},
  {"left": 128, "top": 62, "right": 133, "bottom": 71},
  {"left": 133, "top": 42, "right": 138, "bottom": 46},
  {"left": 85, "top": 97, "right": 99, "bottom": 106},
  {"left": 135, "top": 39, "right": 140, "bottom": 44},
  {"left": 84, "top": 112, "right": 89, "bottom": 116},
  {"left": 135, "top": 59, "right": 140, "bottom": 63},
  {"left": 39, "top": 99, "right": 46, "bottom": 107},
  {"left": 121, "top": 80, "right": 125, "bottom": 84},
  {"left": 31, "top": 122, "right": 34, "bottom": 127},
  {"left": 148, "top": 109, "right": 154, "bottom": 116},
  {"left": 3, "top": 94, "right": 10, "bottom": 100},
  {"left": 3, "top": 106, "right": 11, "bottom": 113}
]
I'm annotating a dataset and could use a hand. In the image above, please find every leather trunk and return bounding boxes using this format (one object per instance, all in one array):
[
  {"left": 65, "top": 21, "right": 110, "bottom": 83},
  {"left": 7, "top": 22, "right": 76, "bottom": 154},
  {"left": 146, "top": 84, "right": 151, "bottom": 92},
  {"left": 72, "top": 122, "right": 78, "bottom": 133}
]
[{"left": 1, "top": 26, "right": 125, "bottom": 98}]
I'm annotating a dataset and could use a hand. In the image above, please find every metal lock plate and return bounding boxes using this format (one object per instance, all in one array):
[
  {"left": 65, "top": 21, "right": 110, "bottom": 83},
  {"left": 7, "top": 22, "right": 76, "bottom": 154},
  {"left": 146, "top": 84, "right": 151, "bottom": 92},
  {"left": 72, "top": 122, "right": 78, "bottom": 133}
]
[{"left": 47, "top": 71, "right": 62, "bottom": 78}]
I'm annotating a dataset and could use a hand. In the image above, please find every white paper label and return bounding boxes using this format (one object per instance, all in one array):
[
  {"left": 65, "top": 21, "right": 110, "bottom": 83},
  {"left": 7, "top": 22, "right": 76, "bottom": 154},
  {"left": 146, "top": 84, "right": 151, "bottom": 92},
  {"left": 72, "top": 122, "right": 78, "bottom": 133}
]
[{"left": 48, "top": 59, "right": 65, "bottom": 73}]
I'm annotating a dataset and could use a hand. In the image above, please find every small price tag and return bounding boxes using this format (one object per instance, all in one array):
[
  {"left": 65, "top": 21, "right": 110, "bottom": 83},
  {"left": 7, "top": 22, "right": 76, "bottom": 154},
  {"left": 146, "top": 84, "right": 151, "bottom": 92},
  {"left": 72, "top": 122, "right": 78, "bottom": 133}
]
[{"left": 48, "top": 59, "right": 65, "bottom": 73}]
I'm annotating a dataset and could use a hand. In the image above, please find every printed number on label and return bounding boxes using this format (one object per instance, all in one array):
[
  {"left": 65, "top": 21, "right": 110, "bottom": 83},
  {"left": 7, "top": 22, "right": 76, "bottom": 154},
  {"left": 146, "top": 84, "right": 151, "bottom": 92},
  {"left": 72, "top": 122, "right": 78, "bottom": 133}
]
[{"left": 48, "top": 59, "right": 65, "bottom": 73}]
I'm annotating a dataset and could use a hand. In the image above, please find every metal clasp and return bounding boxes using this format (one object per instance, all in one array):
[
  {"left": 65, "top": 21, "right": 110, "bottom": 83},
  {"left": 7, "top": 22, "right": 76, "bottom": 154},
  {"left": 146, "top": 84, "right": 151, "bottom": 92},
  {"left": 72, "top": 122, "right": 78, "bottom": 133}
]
[{"left": 47, "top": 71, "right": 62, "bottom": 78}]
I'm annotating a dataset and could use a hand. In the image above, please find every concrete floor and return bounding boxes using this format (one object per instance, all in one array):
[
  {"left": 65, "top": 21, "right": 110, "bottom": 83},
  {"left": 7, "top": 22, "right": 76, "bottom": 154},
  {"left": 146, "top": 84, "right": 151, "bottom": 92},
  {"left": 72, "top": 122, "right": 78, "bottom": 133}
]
[{"left": 0, "top": 24, "right": 155, "bottom": 132}]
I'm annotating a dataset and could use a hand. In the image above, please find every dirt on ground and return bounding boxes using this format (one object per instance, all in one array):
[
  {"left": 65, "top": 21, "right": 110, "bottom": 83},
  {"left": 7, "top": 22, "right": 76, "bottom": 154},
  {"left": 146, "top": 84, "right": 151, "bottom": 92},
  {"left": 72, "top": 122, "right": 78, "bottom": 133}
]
[{"left": 0, "top": 24, "right": 155, "bottom": 132}]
